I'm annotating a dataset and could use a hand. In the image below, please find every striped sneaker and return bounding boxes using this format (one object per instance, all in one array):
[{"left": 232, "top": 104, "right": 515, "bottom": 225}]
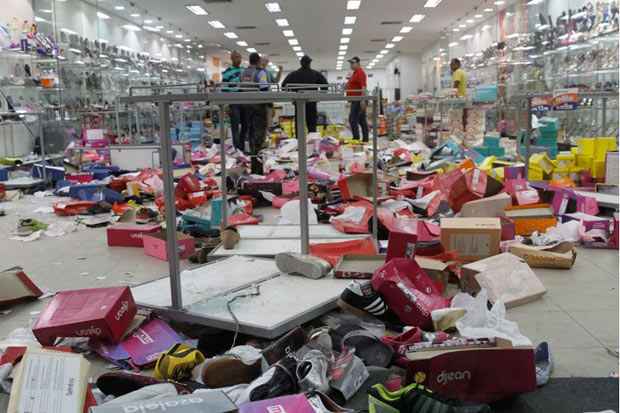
[{"left": 338, "top": 280, "right": 388, "bottom": 318}]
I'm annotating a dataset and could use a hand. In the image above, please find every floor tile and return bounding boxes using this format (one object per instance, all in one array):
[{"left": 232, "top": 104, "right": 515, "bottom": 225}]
[
  {"left": 568, "top": 310, "right": 620, "bottom": 348},
  {"left": 552, "top": 348, "right": 619, "bottom": 378}
]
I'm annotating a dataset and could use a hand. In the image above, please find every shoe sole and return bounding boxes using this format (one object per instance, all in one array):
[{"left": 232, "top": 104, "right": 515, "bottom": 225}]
[
  {"left": 276, "top": 253, "right": 324, "bottom": 279},
  {"left": 202, "top": 357, "right": 261, "bottom": 389},
  {"left": 337, "top": 298, "right": 372, "bottom": 318}
]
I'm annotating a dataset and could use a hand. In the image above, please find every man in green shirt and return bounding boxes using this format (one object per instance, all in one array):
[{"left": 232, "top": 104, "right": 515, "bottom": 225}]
[{"left": 222, "top": 51, "right": 246, "bottom": 151}]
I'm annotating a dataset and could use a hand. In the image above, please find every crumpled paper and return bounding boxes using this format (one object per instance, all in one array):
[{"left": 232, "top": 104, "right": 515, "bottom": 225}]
[{"left": 451, "top": 289, "right": 532, "bottom": 347}]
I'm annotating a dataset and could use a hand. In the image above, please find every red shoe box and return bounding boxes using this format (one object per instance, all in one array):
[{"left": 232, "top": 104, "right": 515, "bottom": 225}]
[
  {"left": 33, "top": 287, "right": 137, "bottom": 345},
  {"left": 143, "top": 231, "right": 196, "bottom": 261},
  {"left": 107, "top": 223, "right": 162, "bottom": 247},
  {"left": 386, "top": 229, "right": 418, "bottom": 261}
]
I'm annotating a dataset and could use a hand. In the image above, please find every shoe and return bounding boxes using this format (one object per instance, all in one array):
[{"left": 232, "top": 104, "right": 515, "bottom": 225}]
[
  {"left": 329, "top": 350, "right": 369, "bottom": 403},
  {"left": 296, "top": 350, "right": 330, "bottom": 393},
  {"left": 221, "top": 225, "right": 240, "bottom": 249},
  {"left": 341, "top": 329, "right": 394, "bottom": 368},
  {"left": 243, "top": 355, "right": 298, "bottom": 402},
  {"left": 103, "top": 383, "right": 178, "bottom": 405},
  {"left": 368, "top": 382, "right": 492, "bottom": 413},
  {"left": 197, "top": 345, "right": 263, "bottom": 388},
  {"left": 16, "top": 218, "right": 47, "bottom": 236},
  {"left": 154, "top": 343, "right": 206, "bottom": 382},
  {"left": 276, "top": 252, "right": 332, "bottom": 279},
  {"left": 262, "top": 327, "right": 307, "bottom": 366},
  {"left": 135, "top": 207, "right": 159, "bottom": 224},
  {"left": 96, "top": 371, "right": 199, "bottom": 397},
  {"left": 338, "top": 280, "right": 388, "bottom": 318},
  {"left": 306, "top": 391, "right": 354, "bottom": 412},
  {"left": 535, "top": 341, "right": 553, "bottom": 386}
]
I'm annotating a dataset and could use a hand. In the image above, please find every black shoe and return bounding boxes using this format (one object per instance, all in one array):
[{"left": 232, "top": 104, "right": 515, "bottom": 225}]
[
  {"left": 338, "top": 280, "right": 387, "bottom": 318},
  {"left": 246, "top": 355, "right": 298, "bottom": 402}
]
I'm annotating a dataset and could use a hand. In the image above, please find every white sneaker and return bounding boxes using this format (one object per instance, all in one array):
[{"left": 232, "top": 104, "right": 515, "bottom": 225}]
[{"left": 276, "top": 252, "right": 331, "bottom": 280}]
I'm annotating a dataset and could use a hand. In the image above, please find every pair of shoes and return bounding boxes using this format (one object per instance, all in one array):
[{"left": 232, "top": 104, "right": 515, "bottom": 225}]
[
  {"left": 276, "top": 252, "right": 332, "bottom": 279},
  {"left": 338, "top": 280, "right": 388, "bottom": 318},
  {"left": 221, "top": 226, "right": 240, "bottom": 249},
  {"left": 16, "top": 218, "right": 47, "bottom": 236},
  {"left": 306, "top": 391, "right": 354, "bottom": 412},
  {"left": 135, "top": 207, "right": 159, "bottom": 224},
  {"left": 243, "top": 354, "right": 298, "bottom": 402},
  {"left": 196, "top": 345, "right": 263, "bottom": 388},
  {"left": 96, "top": 371, "right": 201, "bottom": 397}
]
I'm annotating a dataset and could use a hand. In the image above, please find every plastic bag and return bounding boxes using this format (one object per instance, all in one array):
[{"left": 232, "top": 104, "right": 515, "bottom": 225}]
[
  {"left": 279, "top": 200, "right": 318, "bottom": 225},
  {"left": 310, "top": 238, "right": 377, "bottom": 267},
  {"left": 451, "top": 289, "right": 532, "bottom": 346}
]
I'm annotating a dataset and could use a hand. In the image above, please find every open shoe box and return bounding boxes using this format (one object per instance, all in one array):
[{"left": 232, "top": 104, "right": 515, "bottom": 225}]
[{"left": 334, "top": 255, "right": 386, "bottom": 279}]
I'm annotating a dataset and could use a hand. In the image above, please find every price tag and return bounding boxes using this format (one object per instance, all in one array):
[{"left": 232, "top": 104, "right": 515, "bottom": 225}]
[
  {"left": 472, "top": 169, "right": 481, "bottom": 188},
  {"left": 559, "top": 196, "right": 569, "bottom": 215},
  {"left": 417, "top": 186, "right": 424, "bottom": 199}
]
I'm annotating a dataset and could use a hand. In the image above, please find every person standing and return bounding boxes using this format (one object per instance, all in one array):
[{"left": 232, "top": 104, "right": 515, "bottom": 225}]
[
  {"left": 282, "top": 55, "right": 328, "bottom": 133},
  {"left": 451, "top": 58, "right": 467, "bottom": 98},
  {"left": 346, "top": 56, "right": 369, "bottom": 142},
  {"left": 260, "top": 57, "right": 283, "bottom": 131},
  {"left": 222, "top": 51, "right": 246, "bottom": 151},
  {"left": 241, "top": 52, "right": 269, "bottom": 174}
]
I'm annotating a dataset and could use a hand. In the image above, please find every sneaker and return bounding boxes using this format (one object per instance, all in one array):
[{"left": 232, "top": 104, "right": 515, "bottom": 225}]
[
  {"left": 296, "top": 350, "right": 330, "bottom": 393},
  {"left": 338, "top": 280, "right": 388, "bottom": 318},
  {"left": 262, "top": 327, "right": 307, "bottom": 366},
  {"left": 276, "top": 252, "right": 332, "bottom": 279},
  {"left": 221, "top": 226, "right": 240, "bottom": 249},
  {"left": 196, "top": 345, "right": 263, "bottom": 389},
  {"left": 96, "top": 371, "right": 199, "bottom": 397},
  {"left": 535, "top": 341, "right": 553, "bottom": 386},
  {"left": 16, "top": 218, "right": 47, "bottom": 236},
  {"left": 154, "top": 343, "right": 206, "bottom": 382},
  {"left": 135, "top": 207, "right": 159, "bottom": 224},
  {"left": 243, "top": 354, "right": 298, "bottom": 402},
  {"left": 306, "top": 391, "right": 354, "bottom": 413}
]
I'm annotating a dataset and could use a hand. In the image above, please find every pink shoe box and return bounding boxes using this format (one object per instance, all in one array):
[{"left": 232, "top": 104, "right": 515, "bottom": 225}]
[
  {"left": 107, "top": 223, "right": 162, "bottom": 247},
  {"left": 515, "top": 189, "right": 540, "bottom": 206},
  {"left": 143, "top": 231, "right": 195, "bottom": 261}
]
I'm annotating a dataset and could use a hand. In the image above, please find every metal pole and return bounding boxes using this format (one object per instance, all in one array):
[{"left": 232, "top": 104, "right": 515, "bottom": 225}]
[
  {"left": 136, "top": 109, "right": 141, "bottom": 138},
  {"left": 602, "top": 97, "right": 608, "bottom": 136},
  {"left": 115, "top": 97, "right": 121, "bottom": 138},
  {"left": 158, "top": 102, "right": 183, "bottom": 310},
  {"left": 371, "top": 94, "right": 379, "bottom": 242},
  {"left": 38, "top": 113, "right": 47, "bottom": 182},
  {"left": 219, "top": 105, "right": 228, "bottom": 228},
  {"left": 525, "top": 96, "right": 532, "bottom": 180},
  {"left": 296, "top": 100, "right": 310, "bottom": 255}
]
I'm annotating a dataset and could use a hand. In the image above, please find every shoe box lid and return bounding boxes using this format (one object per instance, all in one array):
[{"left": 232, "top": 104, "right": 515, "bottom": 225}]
[{"left": 91, "top": 392, "right": 237, "bottom": 413}]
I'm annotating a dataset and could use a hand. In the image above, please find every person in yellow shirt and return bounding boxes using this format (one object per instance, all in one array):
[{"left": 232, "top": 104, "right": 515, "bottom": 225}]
[{"left": 451, "top": 58, "right": 467, "bottom": 97}]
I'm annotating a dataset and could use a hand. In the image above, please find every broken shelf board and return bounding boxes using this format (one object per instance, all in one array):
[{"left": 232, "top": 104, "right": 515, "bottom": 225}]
[
  {"left": 210, "top": 237, "right": 367, "bottom": 258},
  {"left": 236, "top": 224, "right": 368, "bottom": 239}
]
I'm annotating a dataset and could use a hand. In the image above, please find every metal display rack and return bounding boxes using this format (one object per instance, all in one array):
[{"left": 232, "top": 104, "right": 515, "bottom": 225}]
[{"left": 120, "top": 83, "right": 380, "bottom": 326}]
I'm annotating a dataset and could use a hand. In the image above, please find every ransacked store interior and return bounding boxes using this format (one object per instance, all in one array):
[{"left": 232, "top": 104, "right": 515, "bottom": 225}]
[{"left": 0, "top": 0, "right": 618, "bottom": 411}]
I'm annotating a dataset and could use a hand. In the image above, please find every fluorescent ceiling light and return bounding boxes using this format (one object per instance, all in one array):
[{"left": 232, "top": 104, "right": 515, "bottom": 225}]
[
  {"left": 484, "top": 8, "right": 493, "bottom": 12},
  {"left": 527, "top": 0, "right": 543, "bottom": 4},
  {"left": 143, "top": 26, "right": 161, "bottom": 32},
  {"left": 482, "top": 24, "right": 492, "bottom": 30},
  {"left": 460, "top": 34, "right": 473, "bottom": 40},
  {"left": 424, "top": 0, "right": 442, "bottom": 7},
  {"left": 114, "top": 5, "right": 125, "bottom": 10},
  {"left": 340, "top": 37, "right": 350, "bottom": 44},
  {"left": 392, "top": 36, "right": 404, "bottom": 42},
  {"left": 34, "top": 16, "right": 48, "bottom": 23},
  {"left": 196, "top": 68, "right": 206, "bottom": 72},
  {"left": 39, "top": 8, "right": 53, "bottom": 13},
  {"left": 156, "top": 25, "right": 164, "bottom": 29},
  {"left": 296, "top": 52, "right": 304, "bottom": 57},
  {"left": 174, "top": 43, "right": 183, "bottom": 48},
  {"left": 283, "top": 30, "right": 294, "bottom": 37},
  {"left": 347, "top": 0, "right": 361, "bottom": 10},
  {"left": 130, "top": 13, "right": 140, "bottom": 17},
  {"left": 467, "top": 19, "right": 474, "bottom": 23},
  {"left": 144, "top": 20, "right": 153, "bottom": 24},
  {"left": 494, "top": 1, "right": 505, "bottom": 4},
  {"left": 198, "top": 44, "right": 204, "bottom": 48},
  {"left": 123, "top": 24, "right": 142, "bottom": 31},
  {"left": 237, "top": 40, "right": 248, "bottom": 46},
  {"left": 247, "top": 47, "right": 257, "bottom": 53},
  {"left": 184, "top": 38, "right": 191, "bottom": 42},
  {"left": 208, "top": 20, "right": 225, "bottom": 28},
  {"left": 386, "top": 43, "right": 395, "bottom": 48},
  {"left": 186, "top": 5, "right": 208, "bottom": 15},
  {"left": 265, "top": 2, "right": 282, "bottom": 13},
  {"left": 380, "top": 50, "right": 388, "bottom": 54},
  {"left": 68, "top": 48, "right": 82, "bottom": 54},
  {"left": 400, "top": 26, "right": 412, "bottom": 34},
  {"left": 449, "top": 41, "right": 458, "bottom": 47},
  {"left": 288, "top": 38, "right": 299, "bottom": 45},
  {"left": 97, "top": 11, "right": 110, "bottom": 19},
  {"left": 344, "top": 16, "right": 357, "bottom": 25},
  {"left": 475, "top": 14, "right": 483, "bottom": 18},
  {"left": 275, "top": 18, "right": 289, "bottom": 27},
  {"left": 342, "top": 28, "right": 353, "bottom": 35},
  {"left": 410, "top": 14, "right": 425, "bottom": 23},
  {"left": 339, "top": 45, "right": 348, "bottom": 50},
  {"left": 224, "top": 32, "right": 238, "bottom": 39},
  {"left": 453, "top": 28, "right": 460, "bottom": 32},
  {"left": 60, "top": 28, "right": 78, "bottom": 35},
  {"left": 166, "top": 30, "right": 174, "bottom": 34},
  {"left": 338, "top": 51, "right": 347, "bottom": 56},
  {"left": 459, "top": 24, "right": 466, "bottom": 28},
  {"left": 292, "top": 45, "right": 302, "bottom": 51}
]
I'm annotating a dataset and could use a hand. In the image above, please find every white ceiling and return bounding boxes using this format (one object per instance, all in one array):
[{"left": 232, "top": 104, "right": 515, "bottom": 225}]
[{"left": 97, "top": 0, "right": 486, "bottom": 71}]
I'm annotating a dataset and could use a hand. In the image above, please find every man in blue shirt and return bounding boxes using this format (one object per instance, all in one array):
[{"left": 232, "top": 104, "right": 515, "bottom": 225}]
[
  {"left": 240, "top": 52, "right": 269, "bottom": 174},
  {"left": 221, "top": 51, "right": 246, "bottom": 151}
]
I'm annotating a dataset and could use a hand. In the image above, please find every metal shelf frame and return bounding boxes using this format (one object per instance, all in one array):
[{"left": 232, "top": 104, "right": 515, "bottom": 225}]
[{"left": 119, "top": 84, "right": 380, "bottom": 312}]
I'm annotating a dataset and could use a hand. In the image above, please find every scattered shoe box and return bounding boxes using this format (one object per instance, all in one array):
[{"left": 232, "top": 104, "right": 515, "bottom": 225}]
[
  {"left": 504, "top": 204, "right": 557, "bottom": 236},
  {"left": 337, "top": 172, "right": 374, "bottom": 200},
  {"left": 386, "top": 228, "right": 418, "bottom": 261},
  {"left": 561, "top": 212, "right": 611, "bottom": 232},
  {"left": 239, "top": 394, "right": 315, "bottom": 413},
  {"left": 143, "top": 231, "right": 196, "bottom": 261},
  {"left": 91, "top": 392, "right": 237, "bottom": 413},
  {"left": 334, "top": 255, "right": 386, "bottom": 279},
  {"left": 508, "top": 242, "right": 576, "bottom": 269},
  {"left": 107, "top": 223, "right": 162, "bottom": 247},
  {"left": 33, "top": 287, "right": 137, "bottom": 345},
  {"left": 440, "top": 218, "right": 501, "bottom": 262},
  {"left": 460, "top": 192, "right": 512, "bottom": 218},
  {"left": 0, "top": 266, "right": 43, "bottom": 306}
]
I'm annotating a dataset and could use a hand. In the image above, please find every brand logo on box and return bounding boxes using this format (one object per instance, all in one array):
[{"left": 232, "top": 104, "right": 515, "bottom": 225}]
[
  {"left": 437, "top": 370, "right": 471, "bottom": 385},
  {"left": 129, "top": 233, "right": 144, "bottom": 239},
  {"left": 74, "top": 325, "right": 102, "bottom": 337},
  {"left": 123, "top": 397, "right": 204, "bottom": 412},
  {"left": 115, "top": 301, "right": 130, "bottom": 321},
  {"left": 266, "top": 405, "right": 287, "bottom": 413}
]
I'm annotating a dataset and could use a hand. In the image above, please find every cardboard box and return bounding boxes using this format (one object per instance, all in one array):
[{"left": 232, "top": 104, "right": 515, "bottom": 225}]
[
  {"left": 440, "top": 218, "right": 501, "bottom": 262},
  {"left": 0, "top": 266, "right": 43, "bottom": 306},
  {"left": 334, "top": 255, "right": 386, "bottom": 279},
  {"left": 33, "top": 287, "right": 137, "bottom": 345},
  {"left": 561, "top": 212, "right": 611, "bottom": 232},
  {"left": 504, "top": 204, "right": 557, "bottom": 236},
  {"left": 386, "top": 229, "right": 418, "bottom": 261},
  {"left": 91, "top": 392, "right": 238, "bottom": 413},
  {"left": 460, "top": 192, "right": 512, "bottom": 218},
  {"left": 107, "top": 223, "right": 162, "bottom": 247},
  {"left": 8, "top": 349, "right": 90, "bottom": 413},
  {"left": 515, "top": 189, "right": 540, "bottom": 206},
  {"left": 508, "top": 242, "right": 576, "bottom": 269},
  {"left": 337, "top": 173, "right": 373, "bottom": 200},
  {"left": 460, "top": 253, "right": 546, "bottom": 308},
  {"left": 143, "top": 231, "right": 196, "bottom": 261},
  {"left": 239, "top": 394, "right": 314, "bottom": 413}
]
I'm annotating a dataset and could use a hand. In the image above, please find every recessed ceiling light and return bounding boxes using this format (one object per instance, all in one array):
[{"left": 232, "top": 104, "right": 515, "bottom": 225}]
[
  {"left": 494, "top": 1, "right": 505, "bottom": 4},
  {"left": 283, "top": 30, "right": 294, "bottom": 37},
  {"left": 400, "top": 26, "right": 412, "bottom": 33},
  {"left": 392, "top": 36, "right": 404, "bottom": 42},
  {"left": 424, "top": 0, "right": 442, "bottom": 7},
  {"left": 275, "top": 18, "right": 289, "bottom": 27},
  {"left": 123, "top": 24, "right": 142, "bottom": 32},
  {"left": 342, "top": 28, "right": 353, "bottom": 35},
  {"left": 410, "top": 14, "right": 425, "bottom": 23},
  {"left": 475, "top": 14, "right": 483, "bottom": 18},
  {"left": 130, "top": 13, "right": 140, "bottom": 17},
  {"left": 208, "top": 20, "right": 225, "bottom": 29},
  {"left": 385, "top": 43, "right": 395, "bottom": 48},
  {"left": 156, "top": 25, "right": 164, "bottom": 29},
  {"left": 184, "top": 38, "right": 192, "bottom": 42},
  {"left": 467, "top": 19, "right": 474, "bottom": 23},
  {"left": 347, "top": 0, "right": 361, "bottom": 10},
  {"left": 449, "top": 41, "right": 459, "bottom": 47},
  {"left": 339, "top": 45, "right": 348, "bottom": 50},
  {"left": 144, "top": 19, "right": 153, "bottom": 24},
  {"left": 288, "top": 38, "right": 299, "bottom": 45},
  {"left": 166, "top": 30, "right": 174, "bottom": 34},
  {"left": 459, "top": 24, "right": 466, "bottom": 28},
  {"left": 186, "top": 5, "right": 208, "bottom": 15},
  {"left": 292, "top": 46, "right": 302, "bottom": 51},
  {"left": 344, "top": 16, "right": 357, "bottom": 25},
  {"left": 460, "top": 34, "right": 473, "bottom": 40},
  {"left": 338, "top": 51, "right": 347, "bottom": 56},
  {"left": 143, "top": 25, "right": 161, "bottom": 32},
  {"left": 340, "top": 37, "right": 350, "bottom": 44},
  {"left": 114, "top": 5, "right": 125, "bottom": 10},
  {"left": 296, "top": 52, "right": 304, "bottom": 57},
  {"left": 247, "top": 47, "right": 257, "bottom": 53},
  {"left": 39, "top": 8, "right": 53, "bottom": 13},
  {"left": 265, "top": 2, "right": 282, "bottom": 13},
  {"left": 224, "top": 32, "right": 238, "bottom": 39},
  {"left": 380, "top": 49, "right": 388, "bottom": 54},
  {"left": 175, "top": 34, "right": 183, "bottom": 38},
  {"left": 198, "top": 44, "right": 204, "bottom": 48},
  {"left": 97, "top": 11, "right": 110, "bottom": 19},
  {"left": 484, "top": 8, "right": 493, "bottom": 12},
  {"left": 237, "top": 40, "right": 248, "bottom": 46},
  {"left": 452, "top": 28, "right": 460, "bottom": 32}
]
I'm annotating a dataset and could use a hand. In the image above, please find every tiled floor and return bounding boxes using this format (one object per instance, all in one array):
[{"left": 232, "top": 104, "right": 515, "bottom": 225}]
[{"left": 0, "top": 195, "right": 617, "bottom": 378}]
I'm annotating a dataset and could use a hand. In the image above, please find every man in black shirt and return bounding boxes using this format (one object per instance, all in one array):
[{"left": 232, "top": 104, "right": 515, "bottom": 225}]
[{"left": 282, "top": 55, "right": 328, "bottom": 133}]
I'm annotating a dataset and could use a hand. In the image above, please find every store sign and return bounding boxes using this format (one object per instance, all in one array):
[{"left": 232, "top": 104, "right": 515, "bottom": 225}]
[
  {"left": 552, "top": 89, "right": 580, "bottom": 111},
  {"left": 530, "top": 96, "right": 552, "bottom": 113}
]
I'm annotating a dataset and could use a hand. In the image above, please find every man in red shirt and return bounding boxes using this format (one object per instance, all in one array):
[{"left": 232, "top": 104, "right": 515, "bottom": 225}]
[{"left": 346, "top": 56, "right": 369, "bottom": 142}]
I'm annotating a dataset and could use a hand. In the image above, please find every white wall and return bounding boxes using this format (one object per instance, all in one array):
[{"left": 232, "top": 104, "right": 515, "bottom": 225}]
[
  {"left": 4, "top": 0, "right": 33, "bottom": 23},
  {"left": 383, "top": 53, "right": 422, "bottom": 101}
]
